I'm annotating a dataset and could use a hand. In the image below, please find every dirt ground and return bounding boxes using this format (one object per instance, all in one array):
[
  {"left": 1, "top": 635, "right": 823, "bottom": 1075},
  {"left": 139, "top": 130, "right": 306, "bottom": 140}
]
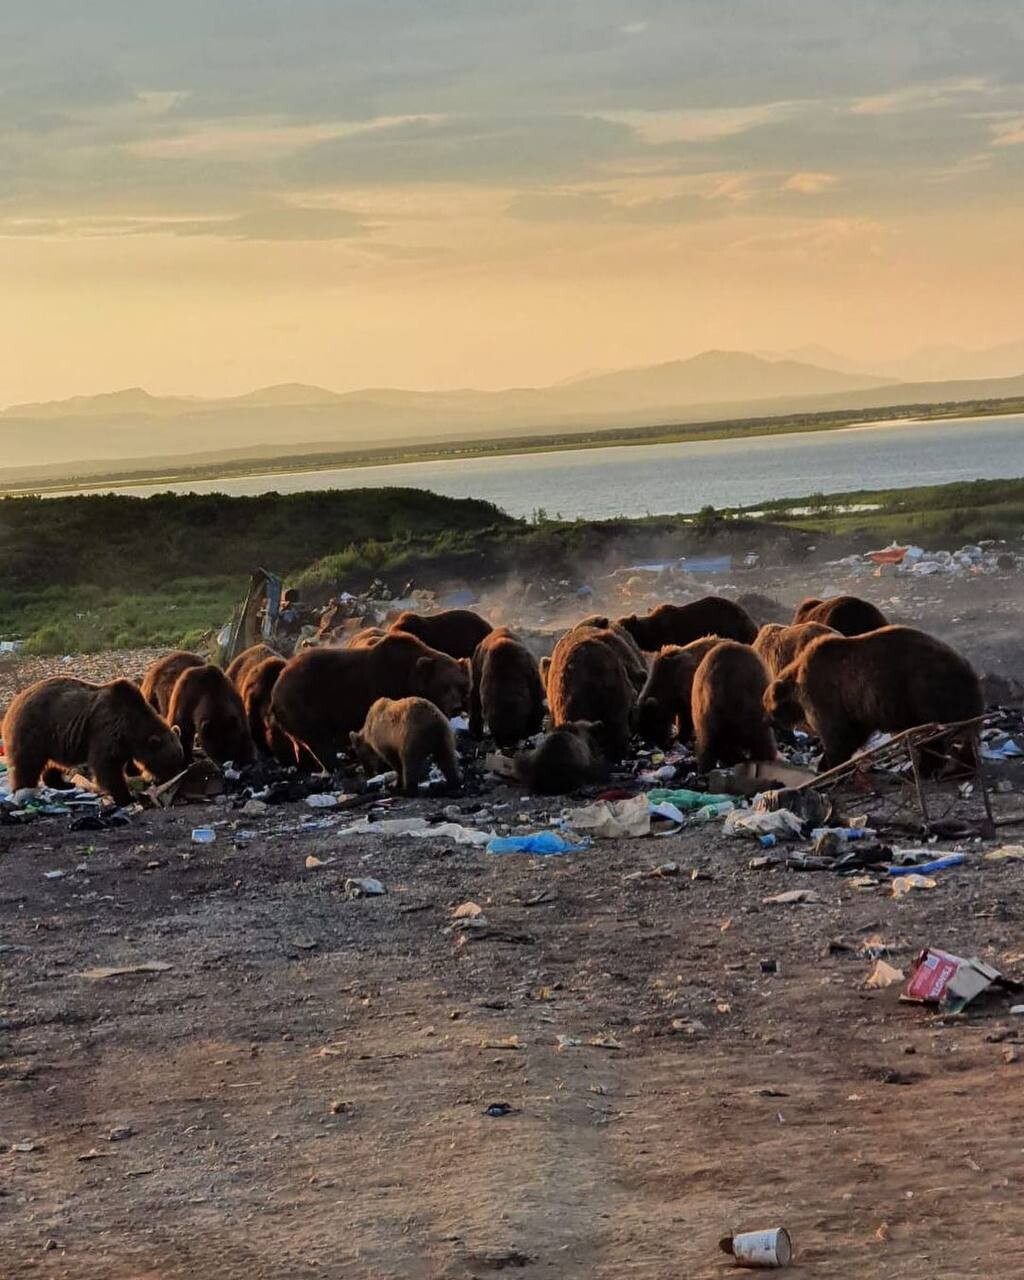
[{"left": 2, "top": 567, "right": 1024, "bottom": 1279}]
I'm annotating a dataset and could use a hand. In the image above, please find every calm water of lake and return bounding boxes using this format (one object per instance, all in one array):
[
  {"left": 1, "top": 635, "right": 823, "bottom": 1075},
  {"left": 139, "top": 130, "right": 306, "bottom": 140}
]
[{"left": 78, "top": 412, "right": 1024, "bottom": 519}]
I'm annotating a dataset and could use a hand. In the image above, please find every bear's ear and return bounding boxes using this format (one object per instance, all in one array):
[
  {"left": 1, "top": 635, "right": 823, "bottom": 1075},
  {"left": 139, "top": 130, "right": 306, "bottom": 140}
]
[
  {"left": 415, "top": 655, "right": 435, "bottom": 675},
  {"left": 458, "top": 657, "right": 472, "bottom": 677},
  {"left": 643, "top": 695, "right": 659, "bottom": 710},
  {"left": 170, "top": 724, "right": 182, "bottom": 737},
  {"left": 349, "top": 731, "right": 361, "bottom": 747}
]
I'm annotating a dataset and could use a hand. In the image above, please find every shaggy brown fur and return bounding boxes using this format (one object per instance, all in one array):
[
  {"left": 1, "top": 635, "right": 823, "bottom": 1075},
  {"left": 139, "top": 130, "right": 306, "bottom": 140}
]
[
  {"left": 765, "top": 625, "right": 983, "bottom": 771},
  {"left": 635, "top": 635, "right": 720, "bottom": 746},
  {"left": 545, "top": 630, "right": 636, "bottom": 761},
  {"left": 270, "top": 632, "right": 470, "bottom": 771},
  {"left": 389, "top": 609, "right": 493, "bottom": 659},
  {"left": 344, "top": 626, "right": 388, "bottom": 649},
  {"left": 140, "top": 651, "right": 204, "bottom": 716},
  {"left": 238, "top": 656, "right": 287, "bottom": 758},
  {"left": 567, "top": 618, "right": 648, "bottom": 691},
  {"left": 2, "top": 677, "right": 184, "bottom": 807},
  {"left": 753, "top": 621, "right": 838, "bottom": 677},
  {"left": 792, "top": 595, "right": 888, "bottom": 636},
  {"left": 617, "top": 597, "right": 758, "bottom": 651},
  {"left": 469, "top": 627, "right": 545, "bottom": 750},
  {"left": 691, "top": 640, "right": 776, "bottom": 773},
  {"left": 225, "top": 643, "right": 278, "bottom": 690},
  {"left": 350, "top": 696, "right": 460, "bottom": 796},
  {"left": 513, "top": 720, "right": 608, "bottom": 795},
  {"left": 167, "top": 664, "right": 254, "bottom": 765}
]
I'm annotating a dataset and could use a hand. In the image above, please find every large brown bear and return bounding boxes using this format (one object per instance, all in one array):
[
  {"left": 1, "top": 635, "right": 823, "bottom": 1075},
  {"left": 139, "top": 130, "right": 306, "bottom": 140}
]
[
  {"left": 513, "top": 721, "right": 608, "bottom": 795},
  {"left": 343, "top": 626, "right": 389, "bottom": 649},
  {"left": 389, "top": 609, "right": 492, "bottom": 659},
  {"left": 238, "top": 655, "right": 287, "bottom": 758},
  {"left": 469, "top": 627, "right": 545, "bottom": 750},
  {"left": 617, "top": 597, "right": 757, "bottom": 651},
  {"left": 753, "top": 621, "right": 837, "bottom": 678},
  {"left": 167, "top": 664, "right": 255, "bottom": 765},
  {"left": 225, "top": 643, "right": 278, "bottom": 690},
  {"left": 270, "top": 632, "right": 470, "bottom": 771},
  {"left": 140, "top": 651, "right": 204, "bottom": 715},
  {"left": 545, "top": 630, "right": 636, "bottom": 762},
  {"left": 691, "top": 641, "right": 776, "bottom": 772},
  {"left": 793, "top": 595, "right": 887, "bottom": 636},
  {"left": 636, "top": 635, "right": 720, "bottom": 746},
  {"left": 2, "top": 677, "right": 184, "bottom": 808},
  {"left": 350, "top": 696, "right": 461, "bottom": 796},
  {"left": 764, "top": 625, "right": 983, "bottom": 771},
  {"left": 565, "top": 617, "right": 649, "bottom": 691}
]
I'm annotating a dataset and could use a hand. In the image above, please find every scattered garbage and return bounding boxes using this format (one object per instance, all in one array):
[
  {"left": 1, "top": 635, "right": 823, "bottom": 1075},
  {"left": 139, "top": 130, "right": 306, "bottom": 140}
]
[
  {"left": 719, "top": 1227, "right": 793, "bottom": 1269},
  {"left": 408, "top": 822, "right": 495, "bottom": 847},
  {"left": 889, "top": 853, "right": 966, "bottom": 877},
  {"left": 903, "top": 949, "right": 1021, "bottom": 1013},
  {"left": 891, "top": 874, "right": 937, "bottom": 896},
  {"left": 305, "top": 793, "right": 340, "bottom": 809},
  {"left": 344, "top": 877, "right": 387, "bottom": 898},
  {"left": 487, "top": 832, "right": 589, "bottom": 856},
  {"left": 567, "top": 795, "right": 651, "bottom": 839},
  {"left": 762, "top": 889, "right": 822, "bottom": 906},
  {"left": 984, "top": 845, "right": 1024, "bottom": 862},
  {"left": 191, "top": 827, "right": 216, "bottom": 844},
  {"left": 725, "top": 809, "right": 804, "bottom": 841},
  {"left": 483, "top": 1102, "right": 513, "bottom": 1117},
  {"left": 79, "top": 961, "right": 172, "bottom": 980},
  {"left": 864, "top": 960, "right": 905, "bottom": 990}
]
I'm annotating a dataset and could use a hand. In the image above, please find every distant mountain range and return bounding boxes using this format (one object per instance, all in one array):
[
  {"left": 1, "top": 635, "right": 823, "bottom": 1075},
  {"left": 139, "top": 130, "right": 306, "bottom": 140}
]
[{"left": 2, "top": 348, "right": 1023, "bottom": 483}]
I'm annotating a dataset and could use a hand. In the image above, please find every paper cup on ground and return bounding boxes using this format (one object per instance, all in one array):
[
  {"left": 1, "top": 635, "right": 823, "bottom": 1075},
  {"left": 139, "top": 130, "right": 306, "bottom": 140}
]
[{"left": 719, "top": 1227, "right": 792, "bottom": 1268}]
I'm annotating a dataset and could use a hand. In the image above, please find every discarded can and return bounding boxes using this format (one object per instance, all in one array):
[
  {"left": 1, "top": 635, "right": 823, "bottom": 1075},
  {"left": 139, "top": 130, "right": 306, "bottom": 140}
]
[
  {"left": 758, "top": 833, "right": 778, "bottom": 850},
  {"left": 191, "top": 827, "right": 216, "bottom": 844},
  {"left": 720, "top": 1227, "right": 792, "bottom": 1268}
]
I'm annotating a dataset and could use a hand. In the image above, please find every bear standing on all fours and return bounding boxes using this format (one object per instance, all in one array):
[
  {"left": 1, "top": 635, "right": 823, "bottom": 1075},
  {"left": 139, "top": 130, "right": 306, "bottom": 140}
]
[
  {"left": 765, "top": 625, "right": 983, "bottom": 771},
  {"left": 469, "top": 627, "right": 545, "bottom": 750},
  {"left": 350, "top": 696, "right": 461, "bottom": 796},
  {"left": 388, "top": 608, "right": 493, "bottom": 659},
  {"left": 2, "top": 677, "right": 184, "bottom": 808}
]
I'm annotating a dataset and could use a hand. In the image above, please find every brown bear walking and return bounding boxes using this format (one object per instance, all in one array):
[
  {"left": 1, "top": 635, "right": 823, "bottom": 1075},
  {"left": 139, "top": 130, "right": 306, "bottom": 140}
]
[
  {"left": 764, "top": 625, "right": 983, "bottom": 771},
  {"left": 513, "top": 721, "right": 608, "bottom": 795},
  {"left": 617, "top": 597, "right": 757, "bottom": 651},
  {"left": 350, "top": 696, "right": 461, "bottom": 796},
  {"left": 167, "top": 664, "right": 255, "bottom": 765},
  {"left": 636, "top": 635, "right": 720, "bottom": 746},
  {"left": 469, "top": 627, "right": 545, "bottom": 750},
  {"left": 545, "top": 630, "right": 637, "bottom": 762},
  {"left": 225, "top": 643, "right": 279, "bottom": 690},
  {"left": 691, "top": 641, "right": 776, "bottom": 772},
  {"left": 2, "top": 677, "right": 184, "bottom": 807},
  {"left": 753, "top": 621, "right": 838, "bottom": 677},
  {"left": 140, "top": 651, "right": 204, "bottom": 715},
  {"left": 271, "top": 632, "right": 470, "bottom": 771},
  {"left": 389, "top": 609, "right": 493, "bottom": 659},
  {"left": 792, "top": 595, "right": 887, "bottom": 636}
]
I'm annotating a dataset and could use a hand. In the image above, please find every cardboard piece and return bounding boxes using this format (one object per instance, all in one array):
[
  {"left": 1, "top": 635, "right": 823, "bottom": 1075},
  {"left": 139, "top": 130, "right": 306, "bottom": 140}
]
[{"left": 903, "top": 948, "right": 1021, "bottom": 1013}]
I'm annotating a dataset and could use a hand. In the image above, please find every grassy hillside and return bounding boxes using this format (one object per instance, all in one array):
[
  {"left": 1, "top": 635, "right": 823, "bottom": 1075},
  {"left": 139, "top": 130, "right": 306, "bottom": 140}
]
[{"left": 1, "top": 479, "right": 1020, "bottom": 654}]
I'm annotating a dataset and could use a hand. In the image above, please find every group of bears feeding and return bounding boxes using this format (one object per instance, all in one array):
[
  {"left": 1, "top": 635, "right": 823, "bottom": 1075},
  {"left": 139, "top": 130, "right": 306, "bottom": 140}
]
[{"left": 1, "top": 592, "right": 983, "bottom": 806}]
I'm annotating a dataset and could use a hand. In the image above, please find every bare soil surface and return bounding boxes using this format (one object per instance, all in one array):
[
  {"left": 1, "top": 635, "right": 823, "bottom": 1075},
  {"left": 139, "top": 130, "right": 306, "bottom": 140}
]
[{"left": 2, "top": 569, "right": 1023, "bottom": 1279}]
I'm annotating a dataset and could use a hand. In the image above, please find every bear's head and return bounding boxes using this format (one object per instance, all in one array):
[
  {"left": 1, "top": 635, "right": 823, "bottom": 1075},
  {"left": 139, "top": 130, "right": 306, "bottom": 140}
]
[
  {"left": 414, "top": 654, "right": 470, "bottom": 716},
  {"left": 763, "top": 669, "right": 804, "bottom": 729}
]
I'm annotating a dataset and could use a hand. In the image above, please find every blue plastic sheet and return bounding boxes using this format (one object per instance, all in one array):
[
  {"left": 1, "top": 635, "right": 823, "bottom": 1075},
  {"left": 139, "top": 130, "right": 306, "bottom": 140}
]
[{"left": 486, "top": 832, "right": 590, "bottom": 856}]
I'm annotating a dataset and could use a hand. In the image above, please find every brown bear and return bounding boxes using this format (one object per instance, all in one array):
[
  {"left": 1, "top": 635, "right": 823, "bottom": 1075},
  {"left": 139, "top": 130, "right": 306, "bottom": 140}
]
[
  {"left": 636, "top": 635, "right": 720, "bottom": 746},
  {"left": 344, "top": 626, "right": 389, "bottom": 649},
  {"left": 167, "top": 664, "right": 255, "bottom": 766},
  {"left": 513, "top": 720, "right": 609, "bottom": 795},
  {"left": 389, "top": 609, "right": 493, "bottom": 659},
  {"left": 469, "top": 627, "right": 545, "bottom": 750},
  {"left": 792, "top": 595, "right": 887, "bottom": 636},
  {"left": 617, "top": 597, "right": 758, "bottom": 651},
  {"left": 764, "top": 625, "right": 983, "bottom": 771},
  {"left": 2, "top": 677, "right": 184, "bottom": 808},
  {"left": 753, "top": 621, "right": 838, "bottom": 677},
  {"left": 691, "top": 640, "right": 776, "bottom": 773},
  {"left": 545, "top": 630, "right": 636, "bottom": 762},
  {"left": 238, "top": 655, "right": 287, "bottom": 758},
  {"left": 567, "top": 617, "right": 649, "bottom": 691},
  {"left": 225, "top": 643, "right": 278, "bottom": 690},
  {"left": 270, "top": 632, "right": 470, "bottom": 772},
  {"left": 140, "top": 651, "right": 204, "bottom": 715},
  {"left": 350, "top": 696, "right": 461, "bottom": 796}
]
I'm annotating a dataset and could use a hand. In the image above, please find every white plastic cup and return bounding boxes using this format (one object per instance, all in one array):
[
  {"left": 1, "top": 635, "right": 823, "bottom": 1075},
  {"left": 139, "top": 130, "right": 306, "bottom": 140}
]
[{"left": 720, "top": 1227, "right": 792, "bottom": 1268}]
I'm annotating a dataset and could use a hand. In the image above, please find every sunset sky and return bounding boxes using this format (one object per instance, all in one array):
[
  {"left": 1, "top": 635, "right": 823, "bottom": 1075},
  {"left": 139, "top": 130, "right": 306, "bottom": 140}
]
[{"left": 3, "top": 1, "right": 1023, "bottom": 404}]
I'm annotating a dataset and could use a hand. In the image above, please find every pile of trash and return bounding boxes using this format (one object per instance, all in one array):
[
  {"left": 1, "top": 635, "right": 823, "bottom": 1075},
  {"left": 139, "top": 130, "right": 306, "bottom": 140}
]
[{"left": 828, "top": 540, "right": 1024, "bottom": 581}]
